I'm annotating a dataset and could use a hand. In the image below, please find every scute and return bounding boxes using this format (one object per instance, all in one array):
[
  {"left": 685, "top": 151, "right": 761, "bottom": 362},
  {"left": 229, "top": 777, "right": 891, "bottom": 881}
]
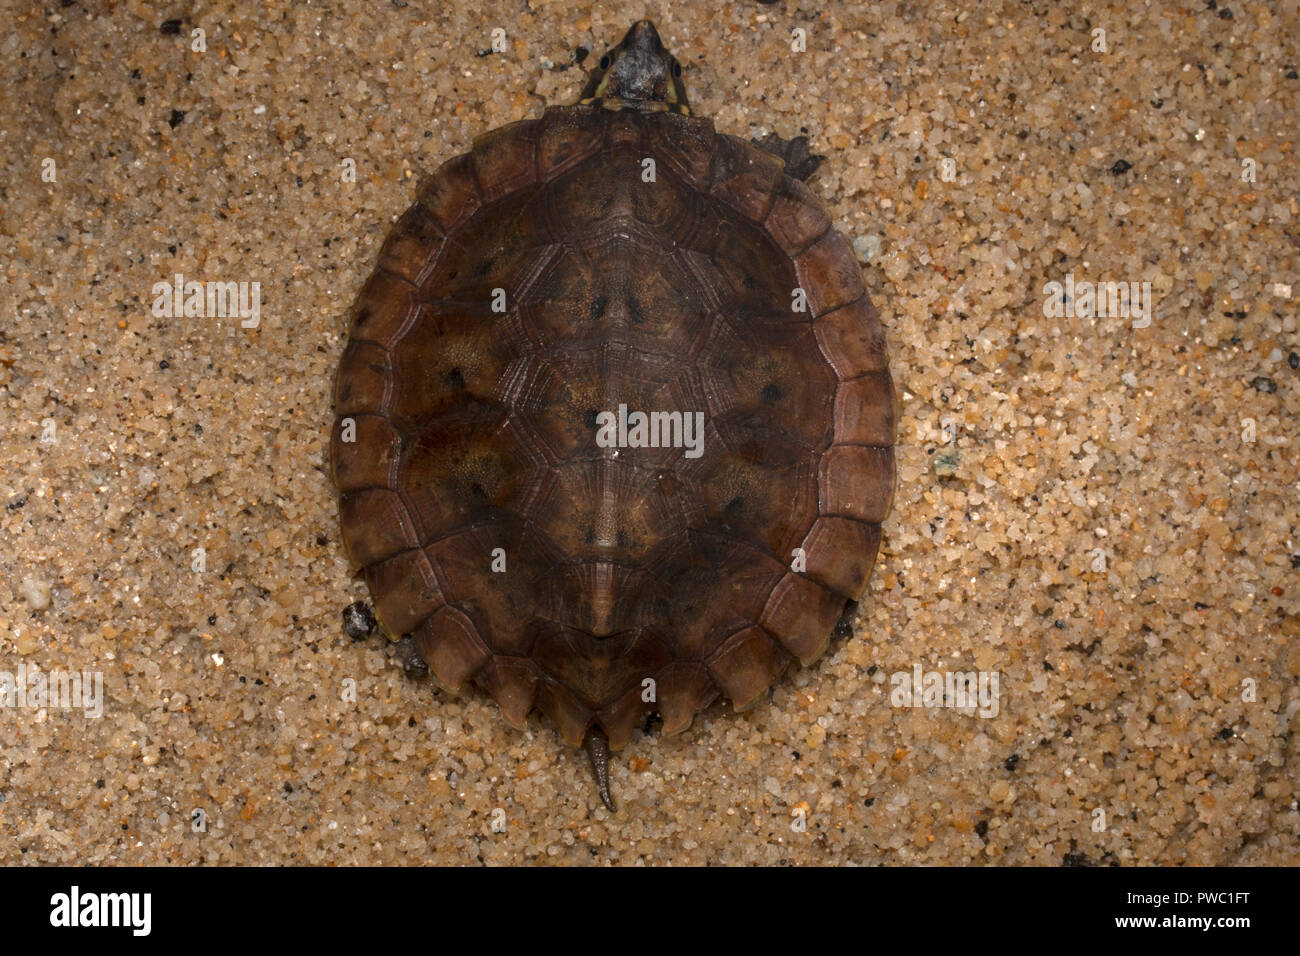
[
  {"left": 333, "top": 101, "right": 894, "bottom": 768},
  {"left": 697, "top": 317, "right": 836, "bottom": 444}
]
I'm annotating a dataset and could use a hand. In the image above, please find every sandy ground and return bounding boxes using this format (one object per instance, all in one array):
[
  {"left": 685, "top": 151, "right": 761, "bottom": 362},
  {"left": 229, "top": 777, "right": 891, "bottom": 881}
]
[{"left": 0, "top": 0, "right": 1296, "bottom": 865}]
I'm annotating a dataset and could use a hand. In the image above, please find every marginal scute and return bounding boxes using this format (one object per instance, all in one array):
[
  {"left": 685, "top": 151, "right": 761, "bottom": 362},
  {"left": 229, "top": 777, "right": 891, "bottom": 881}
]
[
  {"left": 339, "top": 488, "right": 416, "bottom": 566},
  {"left": 709, "top": 133, "right": 784, "bottom": 223},
  {"left": 598, "top": 683, "right": 651, "bottom": 750},
  {"left": 365, "top": 548, "right": 444, "bottom": 637},
  {"left": 654, "top": 662, "right": 719, "bottom": 736},
  {"left": 417, "top": 152, "right": 481, "bottom": 233},
  {"left": 763, "top": 176, "right": 831, "bottom": 254},
  {"left": 472, "top": 119, "right": 540, "bottom": 201},
  {"left": 377, "top": 204, "right": 444, "bottom": 286},
  {"left": 345, "top": 272, "right": 419, "bottom": 349},
  {"left": 794, "top": 229, "right": 864, "bottom": 317},
  {"left": 476, "top": 656, "right": 540, "bottom": 729},
  {"left": 798, "top": 517, "right": 883, "bottom": 600},
  {"left": 414, "top": 605, "right": 491, "bottom": 692},
  {"left": 833, "top": 369, "right": 896, "bottom": 446},
  {"left": 331, "top": 413, "right": 400, "bottom": 492},
  {"left": 333, "top": 340, "right": 391, "bottom": 416},
  {"left": 820, "top": 445, "right": 896, "bottom": 522},
  {"left": 813, "top": 298, "right": 889, "bottom": 376},
  {"left": 535, "top": 679, "right": 594, "bottom": 747},
  {"left": 706, "top": 626, "right": 791, "bottom": 711},
  {"left": 758, "top": 571, "right": 846, "bottom": 665}
]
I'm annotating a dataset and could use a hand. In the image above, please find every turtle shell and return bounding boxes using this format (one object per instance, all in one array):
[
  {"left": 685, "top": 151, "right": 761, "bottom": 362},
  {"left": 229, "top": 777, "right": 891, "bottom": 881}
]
[{"left": 332, "top": 103, "right": 894, "bottom": 755}]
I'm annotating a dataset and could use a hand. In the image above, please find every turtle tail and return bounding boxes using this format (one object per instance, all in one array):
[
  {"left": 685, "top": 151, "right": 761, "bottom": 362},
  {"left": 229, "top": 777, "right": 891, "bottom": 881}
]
[{"left": 583, "top": 726, "right": 617, "bottom": 812}]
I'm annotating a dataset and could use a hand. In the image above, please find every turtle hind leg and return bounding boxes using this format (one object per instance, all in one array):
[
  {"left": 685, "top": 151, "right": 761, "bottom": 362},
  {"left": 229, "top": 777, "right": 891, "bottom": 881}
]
[
  {"left": 832, "top": 599, "right": 860, "bottom": 643},
  {"left": 392, "top": 634, "right": 429, "bottom": 677},
  {"left": 584, "top": 726, "right": 617, "bottom": 812},
  {"left": 751, "top": 131, "right": 825, "bottom": 181}
]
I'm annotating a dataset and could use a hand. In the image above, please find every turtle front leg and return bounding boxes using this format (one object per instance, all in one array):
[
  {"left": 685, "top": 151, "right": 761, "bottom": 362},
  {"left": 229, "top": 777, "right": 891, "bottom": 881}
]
[{"left": 751, "top": 131, "right": 824, "bottom": 181}]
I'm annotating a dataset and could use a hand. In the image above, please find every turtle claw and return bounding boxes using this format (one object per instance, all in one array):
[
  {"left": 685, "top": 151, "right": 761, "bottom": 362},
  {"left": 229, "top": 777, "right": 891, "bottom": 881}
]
[{"left": 584, "top": 726, "right": 617, "bottom": 812}]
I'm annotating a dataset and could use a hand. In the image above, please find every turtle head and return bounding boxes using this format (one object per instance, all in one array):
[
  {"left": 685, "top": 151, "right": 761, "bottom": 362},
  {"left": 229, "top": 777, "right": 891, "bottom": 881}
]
[{"left": 579, "top": 20, "right": 690, "bottom": 114}]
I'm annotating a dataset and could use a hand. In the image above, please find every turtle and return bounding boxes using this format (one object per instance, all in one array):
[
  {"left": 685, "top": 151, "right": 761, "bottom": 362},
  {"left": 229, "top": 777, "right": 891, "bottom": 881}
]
[{"left": 331, "top": 20, "right": 895, "bottom": 811}]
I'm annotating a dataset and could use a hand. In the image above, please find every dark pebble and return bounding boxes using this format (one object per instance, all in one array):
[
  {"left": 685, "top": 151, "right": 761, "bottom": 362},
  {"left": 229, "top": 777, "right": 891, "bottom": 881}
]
[
  {"left": 342, "top": 601, "right": 377, "bottom": 640},
  {"left": 160, "top": 19, "right": 182, "bottom": 35},
  {"left": 1250, "top": 376, "right": 1277, "bottom": 393},
  {"left": 1110, "top": 159, "right": 1132, "bottom": 175}
]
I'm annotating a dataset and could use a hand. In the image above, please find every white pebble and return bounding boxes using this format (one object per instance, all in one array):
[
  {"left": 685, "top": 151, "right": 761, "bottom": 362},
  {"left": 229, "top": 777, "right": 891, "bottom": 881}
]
[{"left": 21, "top": 576, "right": 51, "bottom": 610}]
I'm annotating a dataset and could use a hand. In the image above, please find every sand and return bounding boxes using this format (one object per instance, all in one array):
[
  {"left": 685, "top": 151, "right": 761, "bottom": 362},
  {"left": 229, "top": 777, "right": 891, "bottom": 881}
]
[{"left": 0, "top": 0, "right": 1296, "bottom": 864}]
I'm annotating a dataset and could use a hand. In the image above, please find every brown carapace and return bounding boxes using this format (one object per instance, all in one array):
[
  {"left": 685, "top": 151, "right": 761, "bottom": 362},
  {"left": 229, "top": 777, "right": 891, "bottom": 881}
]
[{"left": 331, "top": 21, "right": 895, "bottom": 810}]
